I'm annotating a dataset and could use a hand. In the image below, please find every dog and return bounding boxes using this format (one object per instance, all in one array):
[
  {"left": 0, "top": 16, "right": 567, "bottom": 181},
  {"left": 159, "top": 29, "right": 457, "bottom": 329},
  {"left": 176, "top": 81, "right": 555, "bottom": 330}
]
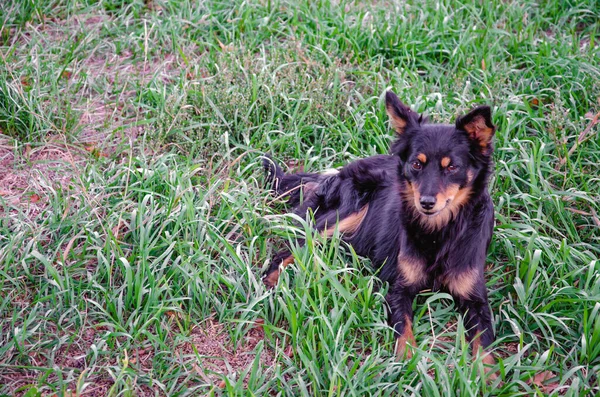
[{"left": 262, "top": 91, "right": 497, "bottom": 368}]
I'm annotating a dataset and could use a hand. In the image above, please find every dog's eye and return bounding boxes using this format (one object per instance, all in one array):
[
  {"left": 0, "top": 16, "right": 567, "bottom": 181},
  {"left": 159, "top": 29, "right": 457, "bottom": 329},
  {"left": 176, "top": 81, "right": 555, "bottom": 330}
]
[
  {"left": 447, "top": 164, "right": 458, "bottom": 172},
  {"left": 411, "top": 161, "right": 422, "bottom": 170}
]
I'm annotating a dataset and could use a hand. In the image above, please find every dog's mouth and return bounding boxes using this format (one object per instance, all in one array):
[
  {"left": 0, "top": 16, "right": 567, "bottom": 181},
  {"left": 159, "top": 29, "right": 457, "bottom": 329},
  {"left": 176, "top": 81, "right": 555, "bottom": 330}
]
[{"left": 415, "top": 198, "right": 452, "bottom": 216}]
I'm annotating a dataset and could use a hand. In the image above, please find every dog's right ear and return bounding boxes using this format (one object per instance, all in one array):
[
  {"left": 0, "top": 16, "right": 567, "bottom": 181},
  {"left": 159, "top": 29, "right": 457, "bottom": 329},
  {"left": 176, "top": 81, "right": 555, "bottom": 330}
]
[
  {"left": 456, "top": 106, "right": 495, "bottom": 152},
  {"left": 385, "top": 91, "right": 419, "bottom": 135}
]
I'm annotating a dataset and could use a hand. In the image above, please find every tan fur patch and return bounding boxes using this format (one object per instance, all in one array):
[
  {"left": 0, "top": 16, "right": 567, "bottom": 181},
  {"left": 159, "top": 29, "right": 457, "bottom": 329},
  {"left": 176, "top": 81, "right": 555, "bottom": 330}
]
[
  {"left": 482, "top": 352, "right": 496, "bottom": 367},
  {"left": 472, "top": 336, "right": 481, "bottom": 352},
  {"left": 395, "top": 316, "right": 416, "bottom": 359},
  {"left": 386, "top": 104, "right": 408, "bottom": 135},
  {"left": 417, "top": 185, "right": 472, "bottom": 231},
  {"left": 266, "top": 205, "right": 368, "bottom": 288},
  {"left": 400, "top": 181, "right": 416, "bottom": 208},
  {"left": 435, "top": 183, "right": 460, "bottom": 210},
  {"left": 463, "top": 115, "right": 494, "bottom": 148},
  {"left": 472, "top": 336, "right": 497, "bottom": 379},
  {"left": 403, "top": 180, "right": 469, "bottom": 231},
  {"left": 397, "top": 255, "right": 426, "bottom": 285},
  {"left": 410, "top": 182, "right": 420, "bottom": 204},
  {"left": 441, "top": 157, "right": 451, "bottom": 168},
  {"left": 417, "top": 153, "right": 427, "bottom": 163},
  {"left": 323, "top": 205, "right": 369, "bottom": 237},
  {"left": 466, "top": 169, "right": 475, "bottom": 184},
  {"left": 263, "top": 255, "right": 295, "bottom": 288},
  {"left": 444, "top": 267, "right": 479, "bottom": 298}
]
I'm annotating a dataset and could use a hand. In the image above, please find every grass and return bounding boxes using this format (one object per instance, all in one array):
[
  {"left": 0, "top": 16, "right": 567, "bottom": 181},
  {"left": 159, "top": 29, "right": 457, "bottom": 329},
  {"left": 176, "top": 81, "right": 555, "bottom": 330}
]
[{"left": 0, "top": 0, "right": 599, "bottom": 395}]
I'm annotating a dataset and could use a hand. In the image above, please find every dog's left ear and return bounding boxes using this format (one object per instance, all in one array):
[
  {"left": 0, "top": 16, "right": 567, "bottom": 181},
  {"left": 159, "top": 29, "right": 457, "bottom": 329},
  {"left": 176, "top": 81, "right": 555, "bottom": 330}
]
[{"left": 456, "top": 106, "right": 495, "bottom": 151}]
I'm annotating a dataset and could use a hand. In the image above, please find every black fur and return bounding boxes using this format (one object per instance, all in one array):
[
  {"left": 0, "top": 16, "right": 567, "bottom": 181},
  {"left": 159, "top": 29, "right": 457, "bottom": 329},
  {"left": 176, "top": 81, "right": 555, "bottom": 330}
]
[{"left": 263, "top": 91, "right": 497, "bottom": 354}]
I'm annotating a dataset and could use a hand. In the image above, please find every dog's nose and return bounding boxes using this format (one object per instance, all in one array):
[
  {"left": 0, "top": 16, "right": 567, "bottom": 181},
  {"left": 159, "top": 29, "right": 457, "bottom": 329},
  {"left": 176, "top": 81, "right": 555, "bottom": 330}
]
[{"left": 420, "top": 196, "right": 436, "bottom": 210}]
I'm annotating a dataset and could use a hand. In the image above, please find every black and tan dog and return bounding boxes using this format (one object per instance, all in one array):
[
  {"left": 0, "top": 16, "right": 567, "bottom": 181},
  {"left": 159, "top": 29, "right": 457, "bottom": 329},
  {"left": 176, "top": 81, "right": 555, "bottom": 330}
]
[{"left": 263, "top": 91, "right": 496, "bottom": 367}]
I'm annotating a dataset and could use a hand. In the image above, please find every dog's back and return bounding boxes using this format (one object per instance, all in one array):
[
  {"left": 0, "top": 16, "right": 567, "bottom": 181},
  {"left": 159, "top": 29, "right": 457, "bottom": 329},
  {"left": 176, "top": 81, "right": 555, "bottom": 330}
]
[{"left": 263, "top": 154, "right": 398, "bottom": 228}]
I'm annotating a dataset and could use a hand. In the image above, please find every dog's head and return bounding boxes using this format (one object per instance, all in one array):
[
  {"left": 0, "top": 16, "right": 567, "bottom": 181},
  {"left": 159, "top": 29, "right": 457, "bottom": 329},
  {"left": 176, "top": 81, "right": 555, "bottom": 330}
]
[{"left": 385, "top": 91, "right": 495, "bottom": 230}]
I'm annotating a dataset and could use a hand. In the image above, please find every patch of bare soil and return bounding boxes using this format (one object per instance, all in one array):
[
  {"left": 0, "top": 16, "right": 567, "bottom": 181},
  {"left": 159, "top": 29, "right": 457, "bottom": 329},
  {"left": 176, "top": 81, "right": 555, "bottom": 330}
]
[
  {"left": 179, "top": 318, "right": 276, "bottom": 389},
  {"left": 0, "top": 323, "right": 163, "bottom": 397},
  {"left": 0, "top": 369, "right": 115, "bottom": 397},
  {"left": 74, "top": 47, "right": 184, "bottom": 149},
  {"left": 2, "top": 12, "right": 196, "bottom": 215},
  {"left": 0, "top": 137, "right": 86, "bottom": 217},
  {"left": 0, "top": 325, "right": 114, "bottom": 397},
  {"left": 0, "top": 318, "right": 276, "bottom": 396},
  {"left": 39, "top": 13, "right": 188, "bottom": 152}
]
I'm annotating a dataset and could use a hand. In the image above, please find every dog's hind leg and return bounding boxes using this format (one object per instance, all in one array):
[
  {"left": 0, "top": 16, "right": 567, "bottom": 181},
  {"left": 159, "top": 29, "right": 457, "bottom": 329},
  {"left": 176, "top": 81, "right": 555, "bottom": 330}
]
[
  {"left": 263, "top": 249, "right": 296, "bottom": 288},
  {"left": 263, "top": 204, "right": 369, "bottom": 288}
]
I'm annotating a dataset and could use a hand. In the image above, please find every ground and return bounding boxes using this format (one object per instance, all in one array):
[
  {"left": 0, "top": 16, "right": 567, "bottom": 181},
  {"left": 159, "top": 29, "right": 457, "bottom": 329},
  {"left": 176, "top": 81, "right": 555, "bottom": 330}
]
[{"left": 0, "top": 0, "right": 599, "bottom": 396}]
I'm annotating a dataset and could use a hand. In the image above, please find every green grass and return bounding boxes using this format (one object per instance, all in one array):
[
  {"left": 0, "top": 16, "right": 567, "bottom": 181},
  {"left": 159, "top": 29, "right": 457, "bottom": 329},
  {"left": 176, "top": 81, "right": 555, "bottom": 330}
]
[{"left": 0, "top": 0, "right": 599, "bottom": 395}]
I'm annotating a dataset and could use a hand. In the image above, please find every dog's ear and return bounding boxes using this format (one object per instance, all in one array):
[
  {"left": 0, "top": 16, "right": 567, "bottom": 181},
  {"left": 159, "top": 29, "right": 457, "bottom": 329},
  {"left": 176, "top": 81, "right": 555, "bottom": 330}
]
[
  {"left": 386, "top": 91, "right": 419, "bottom": 135},
  {"left": 456, "top": 106, "right": 495, "bottom": 151}
]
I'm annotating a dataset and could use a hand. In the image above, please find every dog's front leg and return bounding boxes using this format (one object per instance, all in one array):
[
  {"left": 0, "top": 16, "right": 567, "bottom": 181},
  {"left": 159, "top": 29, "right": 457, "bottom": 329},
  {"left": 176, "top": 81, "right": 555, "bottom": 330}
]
[
  {"left": 458, "top": 295, "right": 494, "bottom": 352},
  {"left": 446, "top": 270, "right": 496, "bottom": 373},
  {"left": 457, "top": 293, "right": 496, "bottom": 364},
  {"left": 386, "top": 277, "right": 418, "bottom": 359}
]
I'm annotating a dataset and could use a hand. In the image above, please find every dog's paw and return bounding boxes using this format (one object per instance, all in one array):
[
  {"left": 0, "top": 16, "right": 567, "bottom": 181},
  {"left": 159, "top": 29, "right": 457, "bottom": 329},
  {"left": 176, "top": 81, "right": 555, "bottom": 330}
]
[{"left": 262, "top": 269, "right": 280, "bottom": 288}]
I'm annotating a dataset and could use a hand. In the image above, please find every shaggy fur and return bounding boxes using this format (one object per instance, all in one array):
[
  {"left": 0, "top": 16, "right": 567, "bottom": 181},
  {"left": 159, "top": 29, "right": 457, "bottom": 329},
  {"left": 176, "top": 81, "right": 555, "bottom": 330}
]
[{"left": 263, "top": 91, "right": 497, "bottom": 361}]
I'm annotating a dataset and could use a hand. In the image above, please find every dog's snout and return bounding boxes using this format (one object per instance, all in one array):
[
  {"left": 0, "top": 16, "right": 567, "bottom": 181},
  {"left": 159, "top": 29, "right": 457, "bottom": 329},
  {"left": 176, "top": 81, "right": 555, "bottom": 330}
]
[{"left": 420, "top": 196, "right": 436, "bottom": 210}]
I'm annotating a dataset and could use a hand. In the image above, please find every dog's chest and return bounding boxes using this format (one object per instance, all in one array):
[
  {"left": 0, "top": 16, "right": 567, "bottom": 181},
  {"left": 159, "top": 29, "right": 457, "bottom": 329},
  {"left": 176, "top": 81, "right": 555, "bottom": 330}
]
[{"left": 397, "top": 230, "right": 461, "bottom": 288}]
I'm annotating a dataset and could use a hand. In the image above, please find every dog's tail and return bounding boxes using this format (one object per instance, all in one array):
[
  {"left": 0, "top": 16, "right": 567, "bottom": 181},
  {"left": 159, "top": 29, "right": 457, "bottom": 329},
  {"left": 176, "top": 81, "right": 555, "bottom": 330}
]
[{"left": 262, "top": 154, "right": 285, "bottom": 192}]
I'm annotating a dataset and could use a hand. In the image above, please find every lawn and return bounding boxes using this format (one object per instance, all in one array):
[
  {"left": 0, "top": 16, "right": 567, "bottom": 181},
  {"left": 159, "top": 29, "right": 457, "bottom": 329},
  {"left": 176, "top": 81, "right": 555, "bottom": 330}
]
[{"left": 0, "top": 0, "right": 599, "bottom": 395}]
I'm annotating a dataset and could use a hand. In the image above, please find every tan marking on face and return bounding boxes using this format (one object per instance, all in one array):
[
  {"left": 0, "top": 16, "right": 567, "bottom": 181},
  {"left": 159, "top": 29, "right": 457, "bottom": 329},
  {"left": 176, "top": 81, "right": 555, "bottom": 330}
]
[
  {"left": 417, "top": 185, "right": 472, "bottom": 231},
  {"left": 400, "top": 181, "right": 416, "bottom": 209},
  {"left": 395, "top": 315, "right": 416, "bottom": 360},
  {"left": 408, "top": 181, "right": 424, "bottom": 213},
  {"left": 386, "top": 104, "right": 408, "bottom": 135},
  {"left": 323, "top": 205, "right": 369, "bottom": 237},
  {"left": 414, "top": 183, "right": 458, "bottom": 216},
  {"left": 441, "top": 157, "right": 451, "bottom": 168},
  {"left": 449, "top": 184, "right": 472, "bottom": 209},
  {"left": 433, "top": 183, "right": 460, "bottom": 210},
  {"left": 263, "top": 255, "right": 295, "bottom": 288},
  {"left": 444, "top": 267, "right": 479, "bottom": 298},
  {"left": 409, "top": 182, "right": 420, "bottom": 201},
  {"left": 397, "top": 255, "right": 426, "bottom": 285},
  {"left": 463, "top": 115, "right": 494, "bottom": 148},
  {"left": 417, "top": 153, "right": 427, "bottom": 163},
  {"left": 403, "top": 180, "right": 469, "bottom": 231}
]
